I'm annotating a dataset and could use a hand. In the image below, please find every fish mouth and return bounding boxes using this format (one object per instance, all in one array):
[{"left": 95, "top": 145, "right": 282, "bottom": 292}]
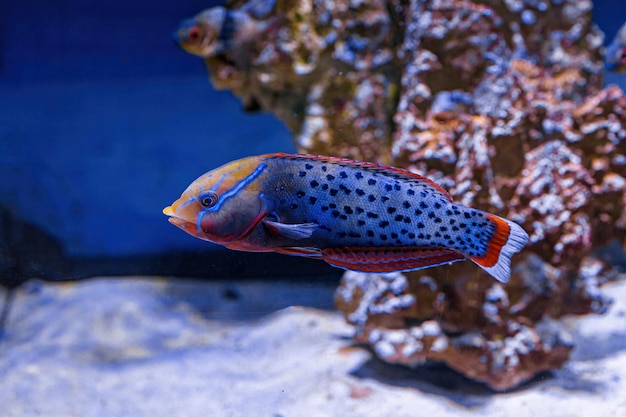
[{"left": 163, "top": 205, "right": 194, "bottom": 228}]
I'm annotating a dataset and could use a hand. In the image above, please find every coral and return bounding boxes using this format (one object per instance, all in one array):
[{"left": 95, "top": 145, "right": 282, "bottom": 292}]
[{"left": 178, "top": 0, "right": 626, "bottom": 389}]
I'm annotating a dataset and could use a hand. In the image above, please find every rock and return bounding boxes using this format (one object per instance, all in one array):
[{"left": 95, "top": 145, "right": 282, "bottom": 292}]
[
  {"left": 176, "top": 0, "right": 626, "bottom": 388},
  {"left": 0, "top": 207, "right": 68, "bottom": 288}
]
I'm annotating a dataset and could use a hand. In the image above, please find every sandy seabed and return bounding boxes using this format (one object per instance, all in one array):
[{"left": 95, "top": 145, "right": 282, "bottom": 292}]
[{"left": 1, "top": 276, "right": 625, "bottom": 417}]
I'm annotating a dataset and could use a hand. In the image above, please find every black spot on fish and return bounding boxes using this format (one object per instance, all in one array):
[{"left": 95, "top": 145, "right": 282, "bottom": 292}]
[
  {"left": 368, "top": 195, "right": 376, "bottom": 202},
  {"left": 450, "top": 219, "right": 456, "bottom": 224},
  {"left": 337, "top": 231, "right": 347, "bottom": 238},
  {"left": 464, "top": 212, "right": 471, "bottom": 219},
  {"left": 322, "top": 184, "right": 329, "bottom": 191},
  {"left": 459, "top": 223, "right": 467, "bottom": 229},
  {"left": 380, "top": 234, "right": 388, "bottom": 241},
  {"left": 366, "top": 212, "right": 379, "bottom": 219},
  {"left": 446, "top": 209, "right": 453, "bottom": 216},
  {"left": 367, "top": 230, "right": 375, "bottom": 237},
  {"left": 339, "top": 214, "right": 348, "bottom": 220},
  {"left": 368, "top": 179, "right": 376, "bottom": 186},
  {"left": 299, "top": 171, "right": 306, "bottom": 177},
  {"left": 434, "top": 231, "right": 442, "bottom": 238},
  {"left": 305, "top": 163, "right": 314, "bottom": 170},
  {"left": 356, "top": 207, "right": 365, "bottom": 214},
  {"left": 322, "top": 166, "right": 327, "bottom": 172},
  {"left": 344, "top": 206, "right": 353, "bottom": 214},
  {"left": 417, "top": 222, "right": 425, "bottom": 229},
  {"left": 407, "top": 189, "right": 415, "bottom": 196},
  {"left": 391, "top": 232, "right": 398, "bottom": 239},
  {"left": 385, "top": 184, "right": 393, "bottom": 192},
  {"left": 348, "top": 232, "right": 361, "bottom": 238},
  {"left": 408, "top": 233, "right": 416, "bottom": 239},
  {"left": 355, "top": 172, "right": 364, "bottom": 180},
  {"left": 339, "top": 171, "right": 348, "bottom": 179},
  {"left": 326, "top": 174, "right": 335, "bottom": 181},
  {"left": 448, "top": 239, "right": 455, "bottom": 245},
  {"left": 443, "top": 234, "right": 451, "bottom": 240},
  {"left": 400, "top": 229, "right": 408, "bottom": 235},
  {"left": 394, "top": 183, "right": 401, "bottom": 191},
  {"left": 440, "top": 226, "right": 448, "bottom": 231},
  {"left": 434, "top": 218, "right": 442, "bottom": 223},
  {"left": 339, "top": 184, "right": 352, "bottom": 195},
  {"left": 379, "top": 220, "right": 390, "bottom": 228},
  {"left": 402, "top": 201, "right": 411, "bottom": 209},
  {"left": 356, "top": 188, "right": 365, "bottom": 196},
  {"left": 332, "top": 210, "right": 340, "bottom": 218},
  {"left": 309, "top": 196, "right": 317, "bottom": 205},
  {"left": 452, "top": 226, "right": 459, "bottom": 231},
  {"left": 330, "top": 189, "right": 339, "bottom": 197},
  {"left": 357, "top": 220, "right": 366, "bottom": 226},
  {"left": 296, "top": 191, "right": 305, "bottom": 198},
  {"left": 414, "top": 209, "right": 423, "bottom": 216},
  {"left": 403, "top": 217, "right": 411, "bottom": 224},
  {"left": 420, "top": 201, "right": 428, "bottom": 209},
  {"left": 394, "top": 214, "right": 404, "bottom": 222},
  {"left": 387, "top": 207, "right": 396, "bottom": 214},
  {"left": 329, "top": 203, "right": 337, "bottom": 208},
  {"left": 428, "top": 212, "right": 436, "bottom": 219},
  {"left": 321, "top": 206, "right": 329, "bottom": 211},
  {"left": 381, "top": 196, "right": 390, "bottom": 202},
  {"left": 434, "top": 202, "right": 442, "bottom": 209},
  {"left": 310, "top": 180, "right": 319, "bottom": 188}
]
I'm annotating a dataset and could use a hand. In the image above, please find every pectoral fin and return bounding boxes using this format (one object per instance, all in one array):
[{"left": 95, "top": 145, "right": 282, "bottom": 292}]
[
  {"left": 321, "top": 246, "right": 466, "bottom": 273},
  {"left": 263, "top": 220, "right": 318, "bottom": 240}
]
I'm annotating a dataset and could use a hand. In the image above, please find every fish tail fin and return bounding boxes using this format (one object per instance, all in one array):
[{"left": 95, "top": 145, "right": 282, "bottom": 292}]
[{"left": 468, "top": 213, "right": 529, "bottom": 283}]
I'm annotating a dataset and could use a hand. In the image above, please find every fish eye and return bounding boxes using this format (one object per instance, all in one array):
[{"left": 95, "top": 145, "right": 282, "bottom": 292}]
[
  {"left": 199, "top": 192, "right": 218, "bottom": 208},
  {"left": 188, "top": 27, "right": 201, "bottom": 42}
]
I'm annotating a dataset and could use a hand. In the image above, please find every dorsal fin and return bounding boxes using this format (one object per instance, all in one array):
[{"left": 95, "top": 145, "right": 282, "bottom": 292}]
[{"left": 261, "top": 152, "right": 453, "bottom": 202}]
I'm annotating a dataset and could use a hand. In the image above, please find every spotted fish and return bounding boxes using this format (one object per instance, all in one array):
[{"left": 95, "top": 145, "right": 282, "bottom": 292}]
[{"left": 163, "top": 153, "right": 529, "bottom": 283}]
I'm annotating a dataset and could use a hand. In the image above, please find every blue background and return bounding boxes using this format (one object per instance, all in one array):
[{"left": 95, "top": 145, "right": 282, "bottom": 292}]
[{"left": 0, "top": 0, "right": 624, "bottom": 257}]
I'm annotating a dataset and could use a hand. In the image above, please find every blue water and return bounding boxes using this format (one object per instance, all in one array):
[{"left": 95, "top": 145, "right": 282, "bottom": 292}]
[
  {"left": 0, "top": 0, "right": 293, "bottom": 256},
  {"left": 0, "top": 0, "right": 624, "bottom": 257}
]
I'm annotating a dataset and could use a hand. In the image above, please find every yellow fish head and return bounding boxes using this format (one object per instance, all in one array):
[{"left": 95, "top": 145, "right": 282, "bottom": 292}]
[{"left": 163, "top": 157, "right": 269, "bottom": 246}]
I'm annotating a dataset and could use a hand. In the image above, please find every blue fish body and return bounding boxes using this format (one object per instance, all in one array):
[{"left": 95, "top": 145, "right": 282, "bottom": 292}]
[{"left": 164, "top": 153, "right": 529, "bottom": 282}]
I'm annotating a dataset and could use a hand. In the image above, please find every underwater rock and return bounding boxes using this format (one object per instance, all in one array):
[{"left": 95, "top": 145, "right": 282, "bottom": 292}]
[
  {"left": 177, "top": 0, "right": 626, "bottom": 389},
  {"left": 0, "top": 207, "right": 67, "bottom": 288},
  {"left": 335, "top": 267, "right": 599, "bottom": 390}
]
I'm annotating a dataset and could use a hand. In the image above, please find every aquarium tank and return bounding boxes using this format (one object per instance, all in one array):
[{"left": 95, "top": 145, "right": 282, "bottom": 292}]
[{"left": 2, "top": 0, "right": 626, "bottom": 415}]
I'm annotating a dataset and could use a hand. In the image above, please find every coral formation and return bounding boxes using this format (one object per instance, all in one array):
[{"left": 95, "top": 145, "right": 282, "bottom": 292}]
[{"left": 177, "top": 0, "right": 626, "bottom": 389}]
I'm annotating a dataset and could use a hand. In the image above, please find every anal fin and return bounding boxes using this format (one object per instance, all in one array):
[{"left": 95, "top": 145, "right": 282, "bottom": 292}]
[
  {"left": 273, "top": 246, "right": 322, "bottom": 258},
  {"left": 321, "top": 247, "right": 466, "bottom": 273}
]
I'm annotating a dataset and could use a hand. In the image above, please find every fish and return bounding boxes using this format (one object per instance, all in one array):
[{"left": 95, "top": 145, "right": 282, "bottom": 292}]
[
  {"left": 173, "top": 0, "right": 281, "bottom": 58},
  {"left": 605, "top": 21, "right": 626, "bottom": 73},
  {"left": 163, "top": 153, "right": 529, "bottom": 283}
]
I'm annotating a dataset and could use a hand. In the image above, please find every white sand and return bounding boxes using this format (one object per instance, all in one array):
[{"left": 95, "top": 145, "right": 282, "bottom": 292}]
[{"left": 1, "top": 277, "right": 625, "bottom": 417}]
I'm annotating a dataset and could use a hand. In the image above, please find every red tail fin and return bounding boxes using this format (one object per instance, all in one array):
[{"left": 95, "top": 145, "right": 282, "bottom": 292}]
[{"left": 469, "top": 214, "right": 529, "bottom": 283}]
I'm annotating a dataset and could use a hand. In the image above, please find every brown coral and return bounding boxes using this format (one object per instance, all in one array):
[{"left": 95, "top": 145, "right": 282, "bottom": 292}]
[{"left": 178, "top": 0, "right": 626, "bottom": 389}]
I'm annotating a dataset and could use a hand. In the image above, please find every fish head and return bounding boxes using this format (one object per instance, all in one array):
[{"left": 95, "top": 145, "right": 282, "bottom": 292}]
[
  {"left": 605, "top": 44, "right": 626, "bottom": 72},
  {"left": 163, "top": 157, "right": 269, "bottom": 245},
  {"left": 173, "top": 7, "right": 227, "bottom": 57}
]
